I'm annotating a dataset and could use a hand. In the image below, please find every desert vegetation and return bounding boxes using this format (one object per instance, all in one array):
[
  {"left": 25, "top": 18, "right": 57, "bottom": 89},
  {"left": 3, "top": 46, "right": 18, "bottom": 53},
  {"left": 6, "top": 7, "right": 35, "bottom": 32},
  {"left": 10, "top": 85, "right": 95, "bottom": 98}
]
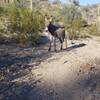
[
  {"left": 0, "top": 3, "right": 45, "bottom": 44},
  {"left": 0, "top": 0, "right": 100, "bottom": 44}
]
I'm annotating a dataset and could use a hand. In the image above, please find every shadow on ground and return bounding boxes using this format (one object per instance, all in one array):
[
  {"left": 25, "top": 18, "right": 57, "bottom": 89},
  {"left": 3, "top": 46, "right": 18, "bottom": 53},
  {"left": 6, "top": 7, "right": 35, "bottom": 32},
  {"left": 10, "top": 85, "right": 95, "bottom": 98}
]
[
  {"left": 0, "top": 60, "right": 100, "bottom": 100},
  {"left": 0, "top": 37, "right": 87, "bottom": 81},
  {"left": 0, "top": 37, "right": 52, "bottom": 93},
  {"left": 66, "top": 43, "right": 86, "bottom": 51},
  {"left": 0, "top": 37, "right": 89, "bottom": 100}
]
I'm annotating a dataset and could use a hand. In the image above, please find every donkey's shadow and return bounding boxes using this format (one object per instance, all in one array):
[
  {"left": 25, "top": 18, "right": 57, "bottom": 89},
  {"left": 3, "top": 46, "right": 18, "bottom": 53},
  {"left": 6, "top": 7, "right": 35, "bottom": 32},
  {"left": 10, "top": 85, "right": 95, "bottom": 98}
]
[
  {"left": 65, "top": 43, "right": 86, "bottom": 51},
  {"left": 50, "top": 43, "right": 86, "bottom": 53}
]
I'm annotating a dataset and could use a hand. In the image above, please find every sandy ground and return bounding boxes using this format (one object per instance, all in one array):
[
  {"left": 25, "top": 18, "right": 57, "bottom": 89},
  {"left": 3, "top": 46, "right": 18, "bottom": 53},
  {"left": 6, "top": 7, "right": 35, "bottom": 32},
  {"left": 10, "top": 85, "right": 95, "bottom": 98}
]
[
  {"left": 0, "top": 36, "right": 100, "bottom": 100},
  {"left": 29, "top": 37, "right": 100, "bottom": 100}
]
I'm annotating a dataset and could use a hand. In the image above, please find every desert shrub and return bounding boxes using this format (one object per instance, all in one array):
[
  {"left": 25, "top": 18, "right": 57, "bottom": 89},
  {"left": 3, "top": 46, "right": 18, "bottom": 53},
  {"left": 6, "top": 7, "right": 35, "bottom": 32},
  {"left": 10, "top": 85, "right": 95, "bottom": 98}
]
[
  {"left": 0, "top": 7, "right": 4, "bottom": 16},
  {"left": 61, "top": 6, "right": 83, "bottom": 39},
  {"left": 0, "top": 6, "right": 8, "bottom": 35},
  {"left": 87, "top": 24, "right": 100, "bottom": 36},
  {"left": 5, "top": 5, "right": 45, "bottom": 44},
  {"left": 0, "top": 6, "right": 5, "bottom": 16},
  {"left": 81, "top": 20, "right": 88, "bottom": 27}
]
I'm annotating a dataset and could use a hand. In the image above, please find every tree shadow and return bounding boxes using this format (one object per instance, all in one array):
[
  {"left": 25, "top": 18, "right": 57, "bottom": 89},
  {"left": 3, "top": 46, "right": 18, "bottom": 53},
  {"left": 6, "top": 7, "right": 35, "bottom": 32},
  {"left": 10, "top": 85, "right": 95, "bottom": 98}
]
[
  {"left": 0, "top": 36, "right": 50, "bottom": 67},
  {"left": 0, "top": 40, "right": 52, "bottom": 87}
]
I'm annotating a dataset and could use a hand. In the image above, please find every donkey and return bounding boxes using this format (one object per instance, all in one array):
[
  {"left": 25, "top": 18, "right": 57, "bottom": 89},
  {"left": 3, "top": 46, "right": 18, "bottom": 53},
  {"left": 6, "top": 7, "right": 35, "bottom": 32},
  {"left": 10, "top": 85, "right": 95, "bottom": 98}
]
[{"left": 45, "top": 16, "right": 67, "bottom": 51}]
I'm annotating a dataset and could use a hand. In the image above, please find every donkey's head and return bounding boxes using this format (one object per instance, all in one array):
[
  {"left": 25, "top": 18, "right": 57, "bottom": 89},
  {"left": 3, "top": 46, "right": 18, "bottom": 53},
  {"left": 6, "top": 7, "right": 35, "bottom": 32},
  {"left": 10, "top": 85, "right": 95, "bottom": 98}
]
[{"left": 45, "top": 15, "right": 55, "bottom": 26}]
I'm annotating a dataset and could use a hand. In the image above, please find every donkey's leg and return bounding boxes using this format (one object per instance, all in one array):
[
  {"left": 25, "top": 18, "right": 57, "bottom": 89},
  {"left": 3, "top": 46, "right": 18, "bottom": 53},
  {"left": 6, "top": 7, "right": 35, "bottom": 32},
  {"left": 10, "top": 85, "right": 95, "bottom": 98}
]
[
  {"left": 59, "top": 37, "right": 64, "bottom": 51},
  {"left": 58, "top": 38, "right": 63, "bottom": 51},
  {"left": 54, "top": 37, "right": 57, "bottom": 51},
  {"left": 60, "top": 42, "right": 63, "bottom": 50},
  {"left": 48, "top": 41, "right": 52, "bottom": 51},
  {"left": 65, "top": 35, "right": 68, "bottom": 49},
  {"left": 48, "top": 34, "right": 53, "bottom": 52}
]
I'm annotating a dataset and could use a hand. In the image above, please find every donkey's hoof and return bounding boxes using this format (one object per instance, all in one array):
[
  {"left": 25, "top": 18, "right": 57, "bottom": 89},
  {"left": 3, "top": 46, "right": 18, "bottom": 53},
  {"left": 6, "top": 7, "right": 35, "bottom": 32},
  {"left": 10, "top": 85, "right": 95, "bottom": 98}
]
[
  {"left": 60, "top": 48, "right": 63, "bottom": 51},
  {"left": 55, "top": 49, "right": 57, "bottom": 52},
  {"left": 48, "top": 48, "right": 51, "bottom": 52}
]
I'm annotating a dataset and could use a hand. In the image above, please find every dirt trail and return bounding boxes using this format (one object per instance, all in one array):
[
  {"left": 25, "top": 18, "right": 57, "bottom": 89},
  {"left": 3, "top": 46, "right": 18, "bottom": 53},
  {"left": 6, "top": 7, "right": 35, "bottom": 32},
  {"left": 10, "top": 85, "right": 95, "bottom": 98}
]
[
  {"left": 0, "top": 37, "right": 100, "bottom": 100},
  {"left": 28, "top": 37, "right": 100, "bottom": 100}
]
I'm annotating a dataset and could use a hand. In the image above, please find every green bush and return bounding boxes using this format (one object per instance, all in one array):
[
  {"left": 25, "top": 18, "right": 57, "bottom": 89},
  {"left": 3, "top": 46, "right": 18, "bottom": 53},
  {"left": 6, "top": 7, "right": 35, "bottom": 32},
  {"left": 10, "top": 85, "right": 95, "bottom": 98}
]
[
  {"left": 0, "top": 6, "right": 5, "bottom": 16},
  {"left": 0, "top": 6, "right": 7, "bottom": 35},
  {"left": 87, "top": 24, "right": 100, "bottom": 36},
  {"left": 61, "top": 6, "right": 83, "bottom": 39},
  {"left": 5, "top": 5, "right": 45, "bottom": 44}
]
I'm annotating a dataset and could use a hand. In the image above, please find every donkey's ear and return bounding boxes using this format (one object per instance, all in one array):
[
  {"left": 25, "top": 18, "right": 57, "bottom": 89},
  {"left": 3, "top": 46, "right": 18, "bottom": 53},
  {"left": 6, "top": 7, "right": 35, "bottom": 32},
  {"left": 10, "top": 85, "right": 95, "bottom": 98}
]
[
  {"left": 50, "top": 16, "right": 55, "bottom": 21},
  {"left": 50, "top": 15, "right": 53, "bottom": 18},
  {"left": 45, "top": 14, "right": 48, "bottom": 17}
]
